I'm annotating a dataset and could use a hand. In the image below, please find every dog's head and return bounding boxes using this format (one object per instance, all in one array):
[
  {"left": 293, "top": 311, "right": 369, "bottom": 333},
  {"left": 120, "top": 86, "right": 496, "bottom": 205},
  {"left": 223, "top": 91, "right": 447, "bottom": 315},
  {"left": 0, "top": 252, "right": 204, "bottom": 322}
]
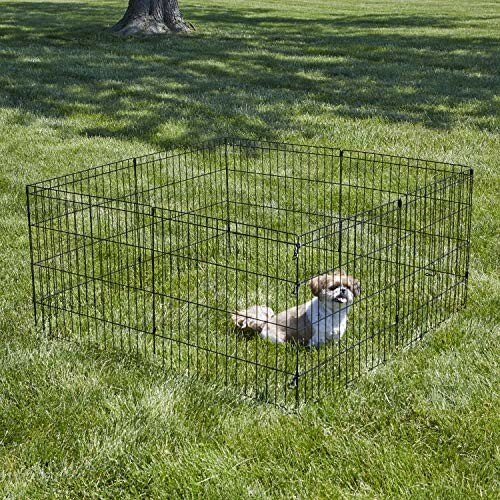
[{"left": 308, "top": 269, "right": 360, "bottom": 306}]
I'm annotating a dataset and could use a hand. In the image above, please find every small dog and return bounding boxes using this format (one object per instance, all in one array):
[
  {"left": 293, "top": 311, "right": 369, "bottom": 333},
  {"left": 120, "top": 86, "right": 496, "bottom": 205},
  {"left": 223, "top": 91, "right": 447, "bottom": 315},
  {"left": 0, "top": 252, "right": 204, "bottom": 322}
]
[{"left": 232, "top": 270, "right": 360, "bottom": 348}]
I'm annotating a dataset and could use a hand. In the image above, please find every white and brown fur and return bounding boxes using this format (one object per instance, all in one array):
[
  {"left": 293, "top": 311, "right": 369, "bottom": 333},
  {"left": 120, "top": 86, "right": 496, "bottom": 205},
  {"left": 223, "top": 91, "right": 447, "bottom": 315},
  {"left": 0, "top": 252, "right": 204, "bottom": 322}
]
[{"left": 232, "top": 270, "right": 361, "bottom": 348}]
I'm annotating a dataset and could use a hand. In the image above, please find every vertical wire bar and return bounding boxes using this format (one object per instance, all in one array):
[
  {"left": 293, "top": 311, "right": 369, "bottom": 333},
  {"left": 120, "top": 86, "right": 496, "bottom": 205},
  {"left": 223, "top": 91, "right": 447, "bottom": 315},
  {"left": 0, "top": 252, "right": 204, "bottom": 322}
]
[
  {"left": 26, "top": 186, "right": 38, "bottom": 327},
  {"left": 160, "top": 213, "right": 166, "bottom": 368},
  {"left": 88, "top": 197, "right": 97, "bottom": 345},
  {"left": 376, "top": 208, "right": 382, "bottom": 366},
  {"left": 446, "top": 179, "right": 455, "bottom": 319},
  {"left": 151, "top": 206, "right": 156, "bottom": 356},
  {"left": 294, "top": 241, "right": 301, "bottom": 408},
  {"left": 168, "top": 215, "right": 174, "bottom": 371},
  {"left": 47, "top": 192, "right": 55, "bottom": 337},
  {"left": 224, "top": 139, "right": 230, "bottom": 388},
  {"left": 452, "top": 174, "right": 462, "bottom": 309},
  {"left": 420, "top": 178, "right": 429, "bottom": 337},
  {"left": 133, "top": 158, "right": 142, "bottom": 289},
  {"left": 428, "top": 183, "right": 438, "bottom": 332},
  {"left": 55, "top": 193, "right": 65, "bottom": 338},
  {"left": 455, "top": 172, "right": 465, "bottom": 307},
  {"left": 338, "top": 150, "right": 343, "bottom": 269},
  {"left": 66, "top": 192, "right": 75, "bottom": 343},
  {"left": 80, "top": 194, "right": 90, "bottom": 345},
  {"left": 187, "top": 216, "right": 192, "bottom": 376},
  {"left": 395, "top": 198, "right": 403, "bottom": 347},
  {"left": 266, "top": 229, "right": 272, "bottom": 405},
  {"left": 196, "top": 151, "right": 202, "bottom": 379},
  {"left": 436, "top": 180, "right": 446, "bottom": 327},
  {"left": 71, "top": 191, "right": 82, "bottom": 345},
  {"left": 404, "top": 194, "right": 412, "bottom": 345},
  {"left": 411, "top": 192, "right": 425, "bottom": 340},
  {"left": 96, "top": 194, "right": 104, "bottom": 347},
  {"left": 133, "top": 207, "right": 140, "bottom": 355},
  {"left": 284, "top": 147, "right": 288, "bottom": 235},
  {"left": 120, "top": 204, "right": 129, "bottom": 350},
  {"left": 454, "top": 174, "right": 463, "bottom": 307},
  {"left": 36, "top": 190, "right": 45, "bottom": 333},
  {"left": 413, "top": 194, "right": 421, "bottom": 343}
]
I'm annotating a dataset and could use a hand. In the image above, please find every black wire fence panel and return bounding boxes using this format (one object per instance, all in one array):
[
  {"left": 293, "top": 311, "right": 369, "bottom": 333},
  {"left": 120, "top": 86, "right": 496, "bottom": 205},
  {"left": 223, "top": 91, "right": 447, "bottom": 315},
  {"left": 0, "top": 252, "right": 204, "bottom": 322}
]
[{"left": 27, "top": 138, "right": 473, "bottom": 408}]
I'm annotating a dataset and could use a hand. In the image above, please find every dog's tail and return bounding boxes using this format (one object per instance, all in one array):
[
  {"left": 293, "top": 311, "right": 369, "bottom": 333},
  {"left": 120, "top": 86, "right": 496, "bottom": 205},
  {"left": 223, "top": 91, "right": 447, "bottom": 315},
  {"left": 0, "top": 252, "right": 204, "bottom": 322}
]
[{"left": 231, "top": 305, "right": 275, "bottom": 333}]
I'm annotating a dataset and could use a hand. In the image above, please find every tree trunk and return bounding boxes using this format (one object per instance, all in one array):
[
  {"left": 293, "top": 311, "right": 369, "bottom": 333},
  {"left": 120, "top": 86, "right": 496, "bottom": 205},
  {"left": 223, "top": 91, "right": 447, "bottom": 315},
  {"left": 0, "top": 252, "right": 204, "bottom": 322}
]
[{"left": 111, "top": 0, "right": 192, "bottom": 36}]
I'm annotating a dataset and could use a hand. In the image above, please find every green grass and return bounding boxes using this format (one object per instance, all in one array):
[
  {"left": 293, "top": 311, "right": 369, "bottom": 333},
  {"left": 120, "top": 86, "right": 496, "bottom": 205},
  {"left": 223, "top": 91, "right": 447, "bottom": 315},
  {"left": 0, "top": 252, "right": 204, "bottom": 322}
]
[{"left": 1, "top": 0, "right": 499, "bottom": 496}]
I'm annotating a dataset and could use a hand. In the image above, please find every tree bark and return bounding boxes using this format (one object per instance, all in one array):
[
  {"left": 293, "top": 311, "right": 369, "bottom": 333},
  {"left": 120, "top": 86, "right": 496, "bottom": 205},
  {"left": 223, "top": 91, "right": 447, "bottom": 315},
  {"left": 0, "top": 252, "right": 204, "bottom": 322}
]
[{"left": 111, "top": 0, "right": 192, "bottom": 36}]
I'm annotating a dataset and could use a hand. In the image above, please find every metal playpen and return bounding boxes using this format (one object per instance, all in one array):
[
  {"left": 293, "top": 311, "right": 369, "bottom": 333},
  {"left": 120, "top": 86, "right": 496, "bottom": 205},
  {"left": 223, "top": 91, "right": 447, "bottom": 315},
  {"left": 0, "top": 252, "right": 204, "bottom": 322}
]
[{"left": 27, "top": 138, "right": 473, "bottom": 407}]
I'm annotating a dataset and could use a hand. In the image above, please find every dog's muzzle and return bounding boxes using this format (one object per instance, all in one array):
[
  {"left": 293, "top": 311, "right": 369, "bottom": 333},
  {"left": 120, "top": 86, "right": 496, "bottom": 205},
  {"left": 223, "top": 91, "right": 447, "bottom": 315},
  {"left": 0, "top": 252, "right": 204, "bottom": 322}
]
[{"left": 333, "top": 287, "right": 349, "bottom": 304}]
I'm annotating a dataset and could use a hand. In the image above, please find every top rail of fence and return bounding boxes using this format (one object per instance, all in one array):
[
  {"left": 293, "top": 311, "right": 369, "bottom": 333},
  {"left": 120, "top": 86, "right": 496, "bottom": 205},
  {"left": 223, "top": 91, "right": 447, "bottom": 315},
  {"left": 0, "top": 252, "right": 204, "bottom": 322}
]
[{"left": 27, "top": 138, "right": 471, "bottom": 192}]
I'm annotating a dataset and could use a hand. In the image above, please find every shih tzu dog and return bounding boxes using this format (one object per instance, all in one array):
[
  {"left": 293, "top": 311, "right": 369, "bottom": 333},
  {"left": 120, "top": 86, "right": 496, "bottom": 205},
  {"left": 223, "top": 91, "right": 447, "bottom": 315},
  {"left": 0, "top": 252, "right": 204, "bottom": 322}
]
[{"left": 232, "top": 269, "right": 360, "bottom": 348}]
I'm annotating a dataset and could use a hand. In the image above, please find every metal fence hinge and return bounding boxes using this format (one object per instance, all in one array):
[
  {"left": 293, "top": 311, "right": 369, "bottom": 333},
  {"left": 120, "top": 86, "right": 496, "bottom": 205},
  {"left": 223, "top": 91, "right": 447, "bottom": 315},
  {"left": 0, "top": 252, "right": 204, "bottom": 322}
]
[
  {"left": 288, "top": 374, "right": 299, "bottom": 388},
  {"left": 293, "top": 243, "right": 301, "bottom": 259}
]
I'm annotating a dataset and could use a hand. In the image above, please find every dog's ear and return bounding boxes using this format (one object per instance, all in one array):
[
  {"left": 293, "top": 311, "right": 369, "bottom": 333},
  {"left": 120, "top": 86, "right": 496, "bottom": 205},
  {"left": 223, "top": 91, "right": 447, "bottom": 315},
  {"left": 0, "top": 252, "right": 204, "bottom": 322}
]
[
  {"left": 308, "top": 274, "right": 328, "bottom": 296},
  {"left": 334, "top": 268, "right": 346, "bottom": 277},
  {"left": 349, "top": 276, "right": 361, "bottom": 298}
]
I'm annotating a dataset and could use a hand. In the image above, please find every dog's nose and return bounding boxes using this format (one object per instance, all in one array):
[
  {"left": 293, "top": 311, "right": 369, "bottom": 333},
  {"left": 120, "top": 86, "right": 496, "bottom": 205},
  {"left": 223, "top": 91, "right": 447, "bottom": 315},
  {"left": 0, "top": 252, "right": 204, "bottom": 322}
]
[{"left": 340, "top": 286, "right": 346, "bottom": 293}]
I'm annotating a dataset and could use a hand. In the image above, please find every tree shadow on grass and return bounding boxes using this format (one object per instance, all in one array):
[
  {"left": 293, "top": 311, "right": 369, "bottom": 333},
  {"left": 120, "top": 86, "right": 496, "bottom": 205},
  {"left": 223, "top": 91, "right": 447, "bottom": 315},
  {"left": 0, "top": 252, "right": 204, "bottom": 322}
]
[{"left": 0, "top": 1, "right": 498, "bottom": 149}]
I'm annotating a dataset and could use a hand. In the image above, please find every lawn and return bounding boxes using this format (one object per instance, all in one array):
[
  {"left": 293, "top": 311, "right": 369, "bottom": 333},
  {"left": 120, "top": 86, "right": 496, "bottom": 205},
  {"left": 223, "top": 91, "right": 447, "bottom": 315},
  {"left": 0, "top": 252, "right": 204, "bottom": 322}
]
[{"left": 1, "top": 0, "right": 499, "bottom": 497}]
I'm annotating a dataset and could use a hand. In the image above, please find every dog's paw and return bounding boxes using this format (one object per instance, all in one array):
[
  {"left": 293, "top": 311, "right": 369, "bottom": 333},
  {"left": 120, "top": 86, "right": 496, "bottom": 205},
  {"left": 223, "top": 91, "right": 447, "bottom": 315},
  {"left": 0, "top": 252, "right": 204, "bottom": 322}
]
[{"left": 231, "top": 306, "right": 275, "bottom": 331}]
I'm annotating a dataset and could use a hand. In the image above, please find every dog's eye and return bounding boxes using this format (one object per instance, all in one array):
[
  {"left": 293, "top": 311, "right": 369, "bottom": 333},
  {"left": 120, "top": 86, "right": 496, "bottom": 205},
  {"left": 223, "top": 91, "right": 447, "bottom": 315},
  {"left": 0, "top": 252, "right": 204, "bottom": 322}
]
[{"left": 328, "top": 285, "right": 337, "bottom": 291}]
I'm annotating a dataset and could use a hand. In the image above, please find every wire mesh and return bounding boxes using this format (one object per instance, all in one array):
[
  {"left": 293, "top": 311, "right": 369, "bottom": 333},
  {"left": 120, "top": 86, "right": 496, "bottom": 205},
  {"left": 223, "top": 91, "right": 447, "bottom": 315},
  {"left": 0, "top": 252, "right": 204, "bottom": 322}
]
[{"left": 27, "top": 138, "right": 473, "bottom": 408}]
